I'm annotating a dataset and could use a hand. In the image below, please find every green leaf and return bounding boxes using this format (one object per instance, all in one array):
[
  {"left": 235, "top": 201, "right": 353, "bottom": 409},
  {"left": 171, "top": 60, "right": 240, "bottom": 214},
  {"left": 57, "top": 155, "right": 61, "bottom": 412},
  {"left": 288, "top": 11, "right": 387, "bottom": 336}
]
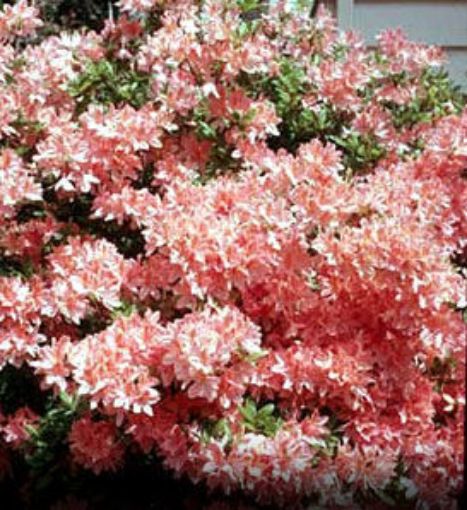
[
  {"left": 239, "top": 399, "right": 283, "bottom": 437},
  {"left": 242, "top": 349, "right": 269, "bottom": 364},
  {"left": 239, "top": 398, "right": 257, "bottom": 421},
  {"left": 237, "top": 0, "right": 260, "bottom": 13},
  {"left": 257, "top": 403, "right": 275, "bottom": 418}
]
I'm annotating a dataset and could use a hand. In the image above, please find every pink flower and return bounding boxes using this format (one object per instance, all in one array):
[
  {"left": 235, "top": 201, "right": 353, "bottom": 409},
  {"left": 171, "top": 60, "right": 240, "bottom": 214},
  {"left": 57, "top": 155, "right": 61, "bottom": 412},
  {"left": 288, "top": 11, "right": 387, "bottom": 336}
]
[
  {"left": 69, "top": 415, "right": 124, "bottom": 474},
  {"left": 0, "top": 149, "right": 41, "bottom": 224},
  {"left": 1, "top": 407, "right": 38, "bottom": 449},
  {"left": 69, "top": 311, "right": 163, "bottom": 416},
  {"left": 0, "top": 2, "right": 463, "bottom": 506},
  {"left": 47, "top": 237, "right": 131, "bottom": 323},
  {"left": 30, "top": 336, "right": 74, "bottom": 393},
  {"left": 377, "top": 28, "right": 445, "bottom": 75},
  {"left": 153, "top": 306, "right": 263, "bottom": 402},
  {"left": 335, "top": 442, "right": 398, "bottom": 492},
  {"left": 0, "top": 217, "right": 61, "bottom": 265},
  {"left": 0, "top": 0, "right": 43, "bottom": 42}
]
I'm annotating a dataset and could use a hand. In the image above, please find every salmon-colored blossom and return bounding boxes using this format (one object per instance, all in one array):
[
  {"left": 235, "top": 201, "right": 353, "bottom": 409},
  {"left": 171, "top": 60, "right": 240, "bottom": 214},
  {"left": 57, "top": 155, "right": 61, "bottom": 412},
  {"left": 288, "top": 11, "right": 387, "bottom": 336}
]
[{"left": 0, "top": 2, "right": 464, "bottom": 507}]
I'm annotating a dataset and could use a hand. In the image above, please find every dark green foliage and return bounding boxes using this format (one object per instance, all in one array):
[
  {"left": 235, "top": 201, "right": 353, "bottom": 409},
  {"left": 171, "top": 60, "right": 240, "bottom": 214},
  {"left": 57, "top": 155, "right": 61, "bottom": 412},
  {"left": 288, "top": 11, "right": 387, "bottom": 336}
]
[
  {"left": 192, "top": 105, "right": 241, "bottom": 183},
  {"left": 386, "top": 69, "right": 465, "bottom": 129},
  {"left": 25, "top": 392, "right": 84, "bottom": 474},
  {"left": 200, "top": 417, "right": 233, "bottom": 447},
  {"left": 68, "top": 59, "right": 151, "bottom": 114},
  {"left": 267, "top": 59, "right": 339, "bottom": 152},
  {"left": 242, "top": 59, "right": 345, "bottom": 154},
  {"left": 202, "top": 143, "right": 238, "bottom": 182},
  {"left": 269, "top": 59, "right": 309, "bottom": 116},
  {"left": 239, "top": 398, "right": 283, "bottom": 437},
  {"left": 194, "top": 103, "right": 218, "bottom": 140},
  {"left": 328, "top": 132, "right": 386, "bottom": 176}
]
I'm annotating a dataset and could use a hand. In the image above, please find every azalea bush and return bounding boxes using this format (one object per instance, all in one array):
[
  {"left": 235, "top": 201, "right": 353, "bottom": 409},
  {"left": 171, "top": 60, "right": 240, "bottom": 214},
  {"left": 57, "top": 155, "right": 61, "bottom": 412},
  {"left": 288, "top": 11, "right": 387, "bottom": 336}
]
[{"left": 0, "top": 0, "right": 466, "bottom": 509}]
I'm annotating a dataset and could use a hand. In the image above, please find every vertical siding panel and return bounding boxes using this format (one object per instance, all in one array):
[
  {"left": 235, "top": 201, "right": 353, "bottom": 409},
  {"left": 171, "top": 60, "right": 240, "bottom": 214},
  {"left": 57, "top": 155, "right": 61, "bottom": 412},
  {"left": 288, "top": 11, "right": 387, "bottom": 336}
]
[
  {"left": 445, "top": 48, "right": 467, "bottom": 89},
  {"left": 351, "top": 0, "right": 467, "bottom": 47},
  {"left": 336, "top": 0, "right": 354, "bottom": 30}
]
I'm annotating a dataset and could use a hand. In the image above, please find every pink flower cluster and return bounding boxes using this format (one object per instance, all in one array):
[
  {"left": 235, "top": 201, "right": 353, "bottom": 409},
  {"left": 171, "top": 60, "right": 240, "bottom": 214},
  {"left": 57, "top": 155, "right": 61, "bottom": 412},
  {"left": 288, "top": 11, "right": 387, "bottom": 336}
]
[
  {"left": 69, "top": 414, "right": 124, "bottom": 474},
  {"left": 0, "top": 149, "right": 42, "bottom": 226},
  {"left": 0, "top": 1, "right": 465, "bottom": 508},
  {"left": 0, "top": 0, "right": 42, "bottom": 42}
]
